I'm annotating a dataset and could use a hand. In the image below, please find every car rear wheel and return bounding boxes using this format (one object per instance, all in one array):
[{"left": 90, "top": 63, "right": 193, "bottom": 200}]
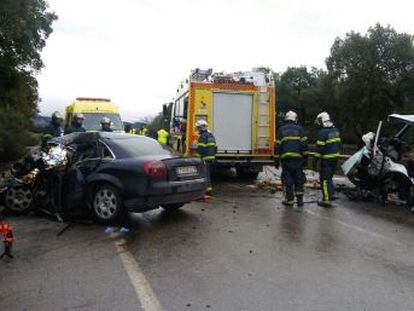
[
  {"left": 92, "top": 184, "right": 124, "bottom": 223},
  {"left": 161, "top": 203, "right": 185, "bottom": 211},
  {"left": 4, "top": 186, "right": 33, "bottom": 215}
]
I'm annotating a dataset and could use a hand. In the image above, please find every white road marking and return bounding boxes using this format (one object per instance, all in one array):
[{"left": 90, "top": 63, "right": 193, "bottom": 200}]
[
  {"left": 304, "top": 209, "right": 406, "bottom": 247},
  {"left": 114, "top": 238, "right": 164, "bottom": 311}
]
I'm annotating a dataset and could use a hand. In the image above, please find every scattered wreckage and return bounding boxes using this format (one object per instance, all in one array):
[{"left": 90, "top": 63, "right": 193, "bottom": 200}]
[
  {"left": 342, "top": 114, "right": 414, "bottom": 211},
  {"left": 1, "top": 132, "right": 207, "bottom": 223}
]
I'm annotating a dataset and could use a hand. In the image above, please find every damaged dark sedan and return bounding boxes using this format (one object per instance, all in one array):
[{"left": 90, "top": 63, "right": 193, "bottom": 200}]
[{"left": 2, "top": 132, "right": 207, "bottom": 223}]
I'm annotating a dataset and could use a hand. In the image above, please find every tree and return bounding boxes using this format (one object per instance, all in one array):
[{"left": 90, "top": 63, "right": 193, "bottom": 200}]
[
  {"left": 276, "top": 66, "right": 331, "bottom": 130},
  {"left": 0, "top": 0, "right": 56, "bottom": 162},
  {"left": 326, "top": 24, "right": 414, "bottom": 141}
]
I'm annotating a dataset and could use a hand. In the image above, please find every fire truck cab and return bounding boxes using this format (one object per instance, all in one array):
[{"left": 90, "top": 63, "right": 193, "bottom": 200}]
[{"left": 169, "top": 68, "right": 276, "bottom": 177}]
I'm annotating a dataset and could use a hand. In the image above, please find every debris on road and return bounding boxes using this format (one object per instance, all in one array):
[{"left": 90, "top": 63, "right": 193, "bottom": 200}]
[
  {"left": 256, "top": 166, "right": 354, "bottom": 192},
  {"left": 56, "top": 223, "right": 71, "bottom": 237}
]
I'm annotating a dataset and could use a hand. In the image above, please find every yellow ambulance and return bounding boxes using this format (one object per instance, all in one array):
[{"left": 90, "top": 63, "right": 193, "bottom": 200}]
[{"left": 65, "top": 98, "right": 124, "bottom": 132}]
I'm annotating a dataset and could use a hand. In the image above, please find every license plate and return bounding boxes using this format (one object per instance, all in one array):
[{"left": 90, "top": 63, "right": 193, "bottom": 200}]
[{"left": 176, "top": 166, "right": 198, "bottom": 176}]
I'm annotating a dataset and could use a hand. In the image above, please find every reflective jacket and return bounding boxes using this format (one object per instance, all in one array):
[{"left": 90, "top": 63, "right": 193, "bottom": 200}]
[
  {"left": 140, "top": 128, "right": 148, "bottom": 136},
  {"left": 315, "top": 126, "right": 342, "bottom": 160},
  {"left": 42, "top": 122, "right": 63, "bottom": 147},
  {"left": 276, "top": 121, "right": 308, "bottom": 160},
  {"left": 196, "top": 131, "right": 217, "bottom": 161},
  {"left": 157, "top": 129, "right": 169, "bottom": 145}
]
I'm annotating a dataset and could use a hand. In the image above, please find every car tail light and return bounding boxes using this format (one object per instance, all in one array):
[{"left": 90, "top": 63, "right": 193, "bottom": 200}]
[{"left": 144, "top": 161, "right": 167, "bottom": 179}]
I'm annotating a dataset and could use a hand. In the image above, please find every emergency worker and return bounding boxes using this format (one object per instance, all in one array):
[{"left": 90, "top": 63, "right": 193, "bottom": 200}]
[
  {"left": 275, "top": 111, "right": 308, "bottom": 207},
  {"left": 140, "top": 126, "right": 148, "bottom": 136},
  {"left": 195, "top": 120, "right": 217, "bottom": 194},
  {"left": 0, "top": 221, "right": 15, "bottom": 259},
  {"left": 66, "top": 113, "right": 86, "bottom": 134},
  {"left": 100, "top": 117, "right": 113, "bottom": 132},
  {"left": 157, "top": 128, "right": 169, "bottom": 146},
  {"left": 42, "top": 111, "right": 64, "bottom": 147},
  {"left": 314, "top": 112, "right": 342, "bottom": 207}
]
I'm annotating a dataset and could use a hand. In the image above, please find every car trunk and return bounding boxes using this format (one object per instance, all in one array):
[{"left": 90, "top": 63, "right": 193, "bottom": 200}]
[{"left": 162, "top": 157, "right": 205, "bottom": 181}]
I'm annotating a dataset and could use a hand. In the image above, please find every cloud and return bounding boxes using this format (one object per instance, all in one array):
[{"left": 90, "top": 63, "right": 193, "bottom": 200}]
[{"left": 38, "top": 0, "right": 414, "bottom": 119}]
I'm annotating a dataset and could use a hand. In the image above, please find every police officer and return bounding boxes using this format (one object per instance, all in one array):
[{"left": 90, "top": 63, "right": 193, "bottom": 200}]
[
  {"left": 100, "top": 117, "right": 113, "bottom": 132},
  {"left": 157, "top": 128, "right": 169, "bottom": 146},
  {"left": 195, "top": 120, "right": 217, "bottom": 194},
  {"left": 66, "top": 113, "right": 86, "bottom": 134},
  {"left": 276, "top": 111, "right": 308, "bottom": 207},
  {"left": 42, "top": 111, "right": 64, "bottom": 147},
  {"left": 314, "top": 112, "right": 342, "bottom": 208}
]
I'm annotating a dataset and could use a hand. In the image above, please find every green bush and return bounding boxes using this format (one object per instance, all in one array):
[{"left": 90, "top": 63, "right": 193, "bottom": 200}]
[{"left": 0, "top": 109, "right": 34, "bottom": 163}]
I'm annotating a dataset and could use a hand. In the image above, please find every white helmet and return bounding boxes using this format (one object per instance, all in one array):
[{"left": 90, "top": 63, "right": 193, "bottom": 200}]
[
  {"left": 101, "top": 117, "right": 111, "bottom": 125},
  {"left": 195, "top": 119, "right": 208, "bottom": 129},
  {"left": 285, "top": 111, "right": 298, "bottom": 122},
  {"left": 315, "top": 112, "right": 332, "bottom": 127},
  {"left": 52, "top": 111, "right": 64, "bottom": 121}
]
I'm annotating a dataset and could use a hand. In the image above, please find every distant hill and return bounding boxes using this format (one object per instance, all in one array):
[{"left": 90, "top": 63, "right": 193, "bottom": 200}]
[{"left": 32, "top": 115, "right": 51, "bottom": 129}]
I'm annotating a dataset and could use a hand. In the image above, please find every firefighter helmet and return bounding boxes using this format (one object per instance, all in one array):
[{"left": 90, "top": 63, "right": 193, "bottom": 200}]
[
  {"left": 285, "top": 111, "right": 298, "bottom": 122},
  {"left": 315, "top": 112, "right": 331, "bottom": 127}
]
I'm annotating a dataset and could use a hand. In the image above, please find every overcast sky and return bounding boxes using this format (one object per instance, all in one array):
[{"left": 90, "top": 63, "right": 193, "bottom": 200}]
[{"left": 37, "top": 0, "right": 414, "bottom": 120}]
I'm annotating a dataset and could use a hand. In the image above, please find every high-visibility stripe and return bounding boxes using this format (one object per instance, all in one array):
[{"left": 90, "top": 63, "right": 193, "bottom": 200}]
[
  {"left": 276, "top": 140, "right": 281, "bottom": 144},
  {"left": 203, "top": 156, "right": 216, "bottom": 160},
  {"left": 195, "top": 153, "right": 202, "bottom": 157},
  {"left": 281, "top": 152, "right": 303, "bottom": 159},
  {"left": 301, "top": 136, "right": 308, "bottom": 142},
  {"left": 198, "top": 142, "right": 216, "bottom": 147},
  {"left": 323, "top": 180, "right": 330, "bottom": 202},
  {"left": 316, "top": 137, "right": 341, "bottom": 146},
  {"left": 326, "top": 137, "right": 341, "bottom": 144},
  {"left": 280, "top": 136, "right": 301, "bottom": 142},
  {"left": 313, "top": 153, "right": 340, "bottom": 159},
  {"left": 321, "top": 153, "right": 341, "bottom": 159}
]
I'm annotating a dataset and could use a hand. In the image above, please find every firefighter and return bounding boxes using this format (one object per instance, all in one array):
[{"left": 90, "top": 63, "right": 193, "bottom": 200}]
[
  {"left": 0, "top": 221, "right": 15, "bottom": 259},
  {"left": 195, "top": 120, "right": 217, "bottom": 194},
  {"left": 42, "top": 111, "right": 64, "bottom": 147},
  {"left": 314, "top": 112, "right": 342, "bottom": 208},
  {"left": 100, "top": 117, "right": 113, "bottom": 132},
  {"left": 275, "top": 111, "right": 308, "bottom": 207},
  {"left": 66, "top": 113, "right": 86, "bottom": 134},
  {"left": 140, "top": 126, "right": 148, "bottom": 136},
  {"left": 157, "top": 128, "right": 169, "bottom": 146}
]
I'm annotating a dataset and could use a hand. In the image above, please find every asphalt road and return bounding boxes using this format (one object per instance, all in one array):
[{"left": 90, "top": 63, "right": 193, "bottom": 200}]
[{"left": 1, "top": 181, "right": 414, "bottom": 311}]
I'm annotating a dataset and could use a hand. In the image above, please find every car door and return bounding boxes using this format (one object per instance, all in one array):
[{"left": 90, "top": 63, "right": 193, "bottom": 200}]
[{"left": 63, "top": 141, "right": 102, "bottom": 210}]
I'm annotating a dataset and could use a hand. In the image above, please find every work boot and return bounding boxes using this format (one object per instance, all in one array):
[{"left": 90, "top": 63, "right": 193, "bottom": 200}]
[
  {"left": 296, "top": 195, "right": 304, "bottom": 207},
  {"left": 206, "top": 187, "right": 213, "bottom": 196},
  {"left": 317, "top": 200, "right": 332, "bottom": 208},
  {"left": 282, "top": 200, "right": 294, "bottom": 207}
]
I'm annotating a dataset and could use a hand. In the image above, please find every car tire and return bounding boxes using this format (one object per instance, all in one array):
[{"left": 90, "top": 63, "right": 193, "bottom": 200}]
[
  {"left": 161, "top": 203, "right": 185, "bottom": 211},
  {"left": 92, "top": 184, "right": 124, "bottom": 224},
  {"left": 4, "top": 186, "right": 33, "bottom": 215}
]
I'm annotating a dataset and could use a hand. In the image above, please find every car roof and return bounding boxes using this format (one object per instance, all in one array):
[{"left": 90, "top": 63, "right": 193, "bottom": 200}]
[
  {"left": 50, "top": 132, "right": 148, "bottom": 144},
  {"left": 388, "top": 114, "right": 414, "bottom": 125}
]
